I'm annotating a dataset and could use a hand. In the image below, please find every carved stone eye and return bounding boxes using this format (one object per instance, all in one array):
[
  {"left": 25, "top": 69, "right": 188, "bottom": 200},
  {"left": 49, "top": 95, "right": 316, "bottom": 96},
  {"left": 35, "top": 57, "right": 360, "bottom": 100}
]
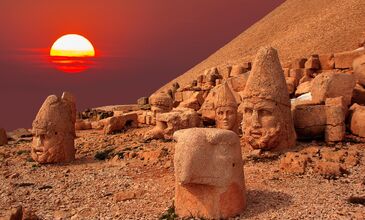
[{"left": 244, "top": 108, "right": 253, "bottom": 115}]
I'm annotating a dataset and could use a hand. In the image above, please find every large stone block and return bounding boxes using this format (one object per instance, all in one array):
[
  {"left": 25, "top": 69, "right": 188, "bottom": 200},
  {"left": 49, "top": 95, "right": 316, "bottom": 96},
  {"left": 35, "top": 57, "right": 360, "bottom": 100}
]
[
  {"left": 305, "top": 55, "right": 320, "bottom": 70},
  {"left": 293, "top": 104, "right": 326, "bottom": 138},
  {"left": 349, "top": 104, "right": 365, "bottom": 137},
  {"left": 291, "top": 58, "right": 307, "bottom": 69},
  {"left": 174, "top": 128, "right": 246, "bottom": 219},
  {"left": 103, "top": 113, "right": 138, "bottom": 135},
  {"left": 352, "top": 83, "right": 365, "bottom": 105},
  {"left": 311, "top": 72, "right": 355, "bottom": 106},
  {"left": 353, "top": 54, "right": 365, "bottom": 87},
  {"left": 318, "top": 53, "right": 335, "bottom": 70},
  {"left": 334, "top": 48, "right": 365, "bottom": 69}
]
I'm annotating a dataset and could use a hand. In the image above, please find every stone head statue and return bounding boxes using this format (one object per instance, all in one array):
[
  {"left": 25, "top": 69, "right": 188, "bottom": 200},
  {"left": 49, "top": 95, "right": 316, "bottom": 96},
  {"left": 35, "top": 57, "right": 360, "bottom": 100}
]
[
  {"left": 149, "top": 92, "right": 173, "bottom": 117},
  {"left": 214, "top": 83, "right": 239, "bottom": 133},
  {"left": 31, "top": 92, "right": 76, "bottom": 163},
  {"left": 241, "top": 47, "right": 296, "bottom": 151},
  {"left": 174, "top": 128, "right": 246, "bottom": 219}
]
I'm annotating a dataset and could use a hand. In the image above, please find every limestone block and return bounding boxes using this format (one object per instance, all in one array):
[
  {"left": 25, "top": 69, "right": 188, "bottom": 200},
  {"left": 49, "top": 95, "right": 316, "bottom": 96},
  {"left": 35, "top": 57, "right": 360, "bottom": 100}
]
[
  {"left": 334, "top": 49, "right": 365, "bottom": 69},
  {"left": 174, "top": 128, "right": 246, "bottom": 219}
]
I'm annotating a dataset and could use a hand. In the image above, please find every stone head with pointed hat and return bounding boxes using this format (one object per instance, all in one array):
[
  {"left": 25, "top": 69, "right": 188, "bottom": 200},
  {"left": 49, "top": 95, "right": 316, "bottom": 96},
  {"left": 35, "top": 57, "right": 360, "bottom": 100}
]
[
  {"left": 214, "top": 83, "right": 239, "bottom": 133},
  {"left": 31, "top": 92, "right": 76, "bottom": 163},
  {"left": 241, "top": 47, "right": 296, "bottom": 151}
]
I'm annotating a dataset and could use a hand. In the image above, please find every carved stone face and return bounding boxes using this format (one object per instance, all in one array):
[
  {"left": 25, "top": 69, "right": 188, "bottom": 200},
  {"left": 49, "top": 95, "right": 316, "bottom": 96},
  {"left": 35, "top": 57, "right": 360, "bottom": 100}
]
[
  {"left": 215, "top": 106, "right": 237, "bottom": 131},
  {"left": 242, "top": 97, "right": 282, "bottom": 149},
  {"left": 31, "top": 94, "right": 76, "bottom": 163},
  {"left": 32, "top": 126, "right": 74, "bottom": 163}
]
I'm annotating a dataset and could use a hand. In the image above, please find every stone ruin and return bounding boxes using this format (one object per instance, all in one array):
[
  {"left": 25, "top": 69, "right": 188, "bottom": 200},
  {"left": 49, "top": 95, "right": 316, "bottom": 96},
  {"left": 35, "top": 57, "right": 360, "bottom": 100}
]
[
  {"left": 173, "top": 128, "right": 246, "bottom": 219},
  {"left": 241, "top": 47, "right": 296, "bottom": 151},
  {"left": 214, "top": 83, "right": 240, "bottom": 134},
  {"left": 31, "top": 92, "right": 76, "bottom": 164},
  {"left": 0, "top": 128, "right": 7, "bottom": 146}
]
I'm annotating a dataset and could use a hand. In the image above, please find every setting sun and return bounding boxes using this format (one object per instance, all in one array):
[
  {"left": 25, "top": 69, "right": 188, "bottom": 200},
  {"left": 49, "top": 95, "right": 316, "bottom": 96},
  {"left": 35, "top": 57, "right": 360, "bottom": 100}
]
[{"left": 50, "top": 34, "right": 95, "bottom": 57}]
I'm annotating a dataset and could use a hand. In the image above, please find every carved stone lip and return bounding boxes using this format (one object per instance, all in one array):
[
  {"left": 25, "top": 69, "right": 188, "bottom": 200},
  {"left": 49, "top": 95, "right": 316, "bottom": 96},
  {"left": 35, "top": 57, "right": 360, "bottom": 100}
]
[
  {"left": 250, "top": 130, "right": 262, "bottom": 138},
  {"left": 33, "top": 147, "right": 45, "bottom": 155}
]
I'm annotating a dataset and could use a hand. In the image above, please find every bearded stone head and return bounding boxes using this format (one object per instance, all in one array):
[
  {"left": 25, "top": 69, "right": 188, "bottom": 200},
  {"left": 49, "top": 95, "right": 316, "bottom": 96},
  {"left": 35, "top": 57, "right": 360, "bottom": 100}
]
[
  {"left": 241, "top": 47, "right": 296, "bottom": 151},
  {"left": 31, "top": 92, "right": 76, "bottom": 163}
]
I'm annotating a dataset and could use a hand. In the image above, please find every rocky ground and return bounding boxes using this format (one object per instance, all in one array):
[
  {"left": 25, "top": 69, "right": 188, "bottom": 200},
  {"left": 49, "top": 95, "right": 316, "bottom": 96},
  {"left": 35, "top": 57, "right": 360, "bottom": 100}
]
[{"left": 1, "top": 126, "right": 365, "bottom": 219}]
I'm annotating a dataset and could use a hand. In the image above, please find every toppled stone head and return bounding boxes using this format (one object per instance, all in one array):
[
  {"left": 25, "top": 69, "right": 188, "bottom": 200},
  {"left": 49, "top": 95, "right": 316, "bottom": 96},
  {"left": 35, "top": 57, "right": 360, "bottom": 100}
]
[
  {"left": 241, "top": 47, "right": 296, "bottom": 151},
  {"left": 149, "top": 92, "right": 173, "bottom": 117},
  {"left": 214, "top": 83, "right": 239, "bottom": 133},
  {"left": 31, "top": 92, "right": 76, "bottom": 163},
  {"left": 174, "top": 128, "right": 246, "bottom": 219}
]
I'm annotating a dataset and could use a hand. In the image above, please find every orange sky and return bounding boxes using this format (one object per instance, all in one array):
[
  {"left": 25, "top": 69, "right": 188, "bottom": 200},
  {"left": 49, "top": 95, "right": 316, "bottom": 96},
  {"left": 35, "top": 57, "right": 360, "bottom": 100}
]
[{"left": 0, "top": 0, "right": 284, "bottom": 130}]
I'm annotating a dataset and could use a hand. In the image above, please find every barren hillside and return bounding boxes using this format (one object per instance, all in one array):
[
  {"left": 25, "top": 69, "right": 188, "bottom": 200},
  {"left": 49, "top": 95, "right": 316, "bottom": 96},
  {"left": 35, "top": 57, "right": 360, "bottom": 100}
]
[{"left": 157, "top": 0, "right": 365, "bottom": 92}]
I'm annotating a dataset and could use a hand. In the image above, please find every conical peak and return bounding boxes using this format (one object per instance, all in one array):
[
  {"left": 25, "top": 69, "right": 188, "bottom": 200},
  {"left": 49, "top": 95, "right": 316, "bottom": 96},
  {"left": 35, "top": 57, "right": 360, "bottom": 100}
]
[
  {"left": 214, "top": 83, "right": 237, "bottom": 108},
  {"left": 242, "top": 46, "right": 290, "bottom": 106}
]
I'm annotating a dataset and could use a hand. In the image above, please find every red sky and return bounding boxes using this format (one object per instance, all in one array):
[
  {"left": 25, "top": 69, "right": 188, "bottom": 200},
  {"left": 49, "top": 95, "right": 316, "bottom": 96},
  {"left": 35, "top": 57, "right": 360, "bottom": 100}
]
[{"left": 0, "top": 0, "right": 284, "bottom": 130}]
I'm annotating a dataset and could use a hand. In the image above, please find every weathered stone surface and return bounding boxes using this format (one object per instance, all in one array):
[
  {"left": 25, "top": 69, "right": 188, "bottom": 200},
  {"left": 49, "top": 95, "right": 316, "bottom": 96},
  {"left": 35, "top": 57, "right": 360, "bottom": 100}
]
[
  {"left": 348, "top": 104, "right": 365, "bottom": 137},
  {"left": 279, "top": 152, "right": 309, "bottom": 175},
  {"left": 325, "top": 97, "right": 346, "bottom": 142},
  {"left": 149, "top": 92, "right": 173, "bottom": 124},
  {"left": 289, "top": 69, "right": 304, "bottom": 86},
  {"left": 352, "top": 83, "right": 365, "bottom": 105},
  {"left": 242, "top": 47, "right": 296, "bottom": 151},
  {"left": 144, "top": 107, "right": 202, "bottom": 140},
  {"left": 291, "top": 58, "right": 307, "bottom": 69},
  {"left": 353, "top": 54, "right": 365, "bottom": 87},
  {"left": 75, "top": 120, "right": 92, "bottom": 130},
  {"left": 299, "top": 69, "right": 313, "bottom": 85},
  {"left": 178, "top": 91, "right": 205, "bottom": 111},
  {"left": 5, "top": 205, "right": 40, "bottom": 220},
  {"left": 313, "top": 161, "right": 344, "bottom": 178},
  {"left": 103, "top": 113, "right": 138, "bottom": 135},
  {"left": 305, "top": 55, "right": 320, "bottom": 70},
  {"left": 318, "top": 53, "right": 335, "bottom": 70},
  {"left": 174, "top": 128, "right": 246, "bottom": 219},
  {"left": 0, "top": 128, "right": 7, "bottom": 146},
  {"left": 334, "top": 48, "right": 365, "bottom": 69},
  {"left": 137, "top": 97, "right": 149, "bottom": 106},
  {"left": 293, "top": 104, "right": 326, "bottom": 139},
  {"left": 214, "top": 83, "right": 239, "bottom": 134},
  {"left": 7, "top": 128, "right": 32, "bottom": 142},
  {"left": 311, "top": 72, "right": 355, "bottom": 106},
  {"left": 295, "top": 81, "right": 312, "bottom": 97},
  {"left": 218, "top": 66, "right": 232, "bottom": 79},
  {"left": 226, "top": 72, "right": 250, "bottom": 92},
  {"left": 286, "top": 77, "right": 296, "bottom": 95},
  {"left": 31, "top": 92, "right": 76, "bottom": 164}
]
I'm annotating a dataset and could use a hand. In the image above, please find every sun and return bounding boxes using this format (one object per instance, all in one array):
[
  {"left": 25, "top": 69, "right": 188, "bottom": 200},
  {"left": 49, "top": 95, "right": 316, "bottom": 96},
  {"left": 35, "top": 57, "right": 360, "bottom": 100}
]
[{"left": 50, "top": 34, "right": 95, "bottom": 57}]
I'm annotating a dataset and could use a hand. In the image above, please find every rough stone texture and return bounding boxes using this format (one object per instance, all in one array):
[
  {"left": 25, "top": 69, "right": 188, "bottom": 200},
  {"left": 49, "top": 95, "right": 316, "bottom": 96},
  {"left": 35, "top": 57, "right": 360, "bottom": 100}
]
[
  {"left": 137, "top": 97, "right": 149, "bottom": 106},
  {"left": 149, "top": 92, "right": 173, "bottom": 124},
  {"left": 348, "top": 103, "right": 365, "bottom": 137},
  {"left": 31, "top": 92, "right": 76, "bottom": 164},
  {"left": 174, "top": 128, "right": 246, "bottom": 219},
  {"left": 318, "top": 53, "right": 335, "bottom": 70},
  {"left": 352, "top": 83, "right": 365, "bottom": 105},
  {"left": 279, "top": 152, "right": 309, "bottom": 175},
  {"left": 311, "top": 71, "right": 356, "bottom": 106},
  {"left": 293, "top": 104, "right": 326, "bottom": 139},
  {"left": 218, "top": 66, "right": 232, "bottom": 79},
  {"left": 178, "top": 91, "right": 205, "bottom": 111},
  {"left": 75, "top": 120, "right": 92, "bottom": 131},
  {"left": 325, "top": 97, "right": 346, "bottom": 142},
  {"left": 295, "top": 81, "right": 312, "bottom": 97},
  {"left": 334, "top": 48, "right": 365, "bottom": 69},
  {"left": 299, "top": 69, "right": 313, "bottom": 85},
  {"left": 226, "top": 72, "right": 250, "bottom": 93},
  {"left": 242, "top": 47, "right": 296, "bottom": 151},
  {"left": 0, "top": 128, "right": 7, "bottom": 146},
  {"left": 305, "top": 55, "right": 320, "bottom": 70},
  {"left": 291, "top": 58, "right": 307, "bottom": 69},
  {"left": 289, "top": 69, "right": 304, "bottom": 87},
  {"left": 214, "top": 83, "right": 239, "bottom": 134},
  {"left": 143, "top": 108, "right": 202, "bottom": 140},
  {"left": 103, "top": 113, "right": 138, "bottom": 135},
  {"left": 353, "top": 54, "right": 365, "bottom": 87},
  {"left": 286, "top": 77, "right": 296, "bottom": 95}
]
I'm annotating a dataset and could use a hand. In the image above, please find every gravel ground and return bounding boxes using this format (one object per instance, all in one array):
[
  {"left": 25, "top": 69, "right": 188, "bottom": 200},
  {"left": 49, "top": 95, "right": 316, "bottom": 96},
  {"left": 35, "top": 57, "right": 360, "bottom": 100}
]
[{"left": 1, "top": 127, "right": 364, "bottom": 219}]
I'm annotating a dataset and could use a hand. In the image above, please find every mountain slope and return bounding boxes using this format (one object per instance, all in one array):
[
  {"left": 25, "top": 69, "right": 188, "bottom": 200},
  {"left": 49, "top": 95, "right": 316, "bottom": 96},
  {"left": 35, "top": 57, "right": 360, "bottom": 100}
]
[{"left": 157, "top": 0, "right": 365, "bottom": 92}]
